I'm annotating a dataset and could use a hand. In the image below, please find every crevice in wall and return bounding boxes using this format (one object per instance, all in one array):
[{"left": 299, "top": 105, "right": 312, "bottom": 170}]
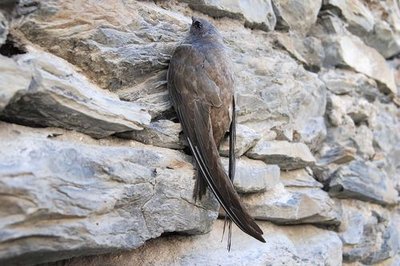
[{"left": 0, "top": 34, "right": 26, "bottom": 57}]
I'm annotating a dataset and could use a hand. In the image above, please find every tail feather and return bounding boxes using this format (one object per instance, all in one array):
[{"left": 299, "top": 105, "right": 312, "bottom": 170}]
[{"left": 187, "top": 101, "right": 265, "bottom": 243}]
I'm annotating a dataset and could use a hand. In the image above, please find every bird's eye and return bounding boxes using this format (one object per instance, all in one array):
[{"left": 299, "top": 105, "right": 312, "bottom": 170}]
[{"left": 194, "top": 20, "right": 202, "bottom": 29}]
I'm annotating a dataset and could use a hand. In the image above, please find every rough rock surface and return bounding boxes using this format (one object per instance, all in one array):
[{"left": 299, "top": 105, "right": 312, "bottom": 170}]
[
  {"left": 0, "top": 49, "right": 151, "bottom": 138},
  {"left": 324, "top": 0, "right": 400, "bottom": 59},
  {"left": 0, "top": 122, "right": 218, "bottom": 265},
  {"left": 221, "top": 157, "right": 280, "bottom": 193},
  {"left": 60, "top": 220, "right": 343, "bottom": 266},
  {"left": 280, "top": 168, "right": 323, "bottom": 188},
  {"left": 1, "top": 0, "right": 399, "bottom": 264},
  {"left": 242, "top": 184, "right": 339, "bottom": 224},
  {"left": 185, "top": 0, "right": 276, "bottom": 31},
  {"left": 329, "top": 160, "right": 399, "bottom": 206},
  {"left": 0, "top": 11, "right": 8, "bottom": 45},
  {"left": 272, "top": 0, "right": 322, "bottom": 34},
  {"left": 324, "top": 35, "right": 397, "bottom": 95},
  {"left": 219, "top": 124, "right": 261, "bottom": 157},
  {"left": 247, "top": 140, "right": 316, "bottom": 170}
]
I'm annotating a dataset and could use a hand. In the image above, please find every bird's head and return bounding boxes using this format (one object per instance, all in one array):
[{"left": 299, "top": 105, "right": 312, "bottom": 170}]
[{"left": 189, "top": 17, "right": 221, "bottom": 40}]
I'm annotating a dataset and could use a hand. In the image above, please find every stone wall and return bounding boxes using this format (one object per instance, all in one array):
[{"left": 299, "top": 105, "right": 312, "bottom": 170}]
[{"left": 0, "top": 0, "right": 399, "bottom": 265}]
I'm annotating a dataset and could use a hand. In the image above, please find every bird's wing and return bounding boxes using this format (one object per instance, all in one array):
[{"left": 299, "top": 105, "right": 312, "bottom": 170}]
[{"left": 167, "top": 45, "right": 265, "bottom": 243}]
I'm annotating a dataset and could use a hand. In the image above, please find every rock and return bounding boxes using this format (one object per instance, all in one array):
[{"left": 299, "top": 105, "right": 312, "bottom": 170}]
[
  {"left": 326, "top": 94, "right": 352, "bottom": 127},
  {"left": 324, "top": 0, "right": 375, "bottom": 34},
  {"left": 246, "top": 140, "right": 316, "bottom": 170},
  {"left": 324, "top": 35, "right": 397, "bottom": 95},
  {"left": 329, "top": 160, "right": 399, "bottom": 206},
  {"left": 117, "top": 120, "right": 184, "bottom": 150},
  {"left": 242, "top": 184, "right": 339, "bottom": 225},
  {"left": 225, "top": 28, "right": 326, "bottom": 136},
  {"left": 295, "top": 116, "right": 327, "bottom": 152},
  {"left": 280, "top": 168, "right": 323, "bottom": 188},
  {"left": 0, "top": 49, "right": 151, "bottom": 138},
  {"left": 16, "top": 0, "right": 190, "bottom": 117},
  {"left": 320, "top": 69, "right": 380, "bottom": 101},
  {"left": 326, "top": 115, "right": 356, "bottom": 148},
  {"left": 58, "top": 220, "right": 343, "bottom": 266},
  {"left": 340, "top": 200, "right": 400, "bottom": 264},
  {"left": 371, "top": 101, "right": 400, "bottom": 153},
  {"left": 0, "top": 11, "right": 8, "bottom": 46},
  {"left": 326, "top": 93, "right": 376, "bottom": 127},
  {"left": 338, "top": 204, "right": 365, "bottom": 245},
  {"left": 185, "top": 0, "right": 276, "bottom": 31},
  {"left": 221, "top": 157, "right": 280, "bottom": 193},
  {"left": 318, "top": 145, "right": 357, "bottom": 165},
  {"left": 275, "top": 31, "right": 324, "bottom": 71},
  {"left": 0, "top": 55, "right": 31, "bottom": 112},
  {"left": 272, "top": 0, "right": 322, "bottom": 34},
  {"left": 0, "top": 122, "right": 218, "bottom": 265},
  {"left": 324, "top": 0, "right": 400, "bottom": 59},
  {"left": 219, "top": 124, "right": 261, "bottom": 157},
  {"left": 353, "top": 125, "right": 375, "bottom": 159}
]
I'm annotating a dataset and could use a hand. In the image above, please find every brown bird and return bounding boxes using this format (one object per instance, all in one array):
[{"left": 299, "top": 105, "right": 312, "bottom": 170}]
[{"left": 167, "top": 17, "right": 265, "bottom": 248}]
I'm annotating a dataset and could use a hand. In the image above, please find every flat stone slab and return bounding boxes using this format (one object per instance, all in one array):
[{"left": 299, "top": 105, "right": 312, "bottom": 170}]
[
  {"left": 329, "top": 160, "right": 399, "bottom": 206},
  {"left": 280, "top": 168, "right": 323, "bottom": 188},
  {"left": 221, "top": 157, "right": 280, "bottom": 193},
  {"left": 0, "top": 49, "right": 151, "bottom": 138},
  {"left": 0, "top": 122, "right": 218, "bottom": 265},
  {"left": 60, "top": 220, "right": 343, "bottom": 266},
  {"left": 241, "top": 185, "right": 339, "bottom": 225},
  {"left": 185, "top": 0, "right": 276, "bottom": 31},
  {"left": 246, "top": 140, "right": 316, "bottom": 170}
]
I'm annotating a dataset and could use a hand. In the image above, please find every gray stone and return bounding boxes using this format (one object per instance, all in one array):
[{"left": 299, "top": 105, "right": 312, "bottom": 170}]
[
  {"left": 363, "top": 20, "right": 400, "bottom": 59},
  {"left": 0, "top": 55, "right": 31, "bottom": 112},
  {"left": 326, "top": 115, "right": 356, "bottom": 148},
  {"left": 320, "top": 69, "right": 380, "bottom": 101},
  {"left": 242, "top": 184, "right": 339, "bottom": 225},
  {"left": 340, "top": 201, "right": 400, "bottom": 264},
  {"left": 275, "top": 32, "right": 324, "bottom": 71},
  {"left": 0, "top": 122, "right": 218, "bottom": 265},
  {"left": 0, "top": 11, "right": 8, "bottom": 46},
  {"left": 0, "top": 49, "right": 151, "bottom": 138},
  {"left": 324, "top": 0, "right": 400, "bottom": 59},
  {"left": 221, "top": 157, "right": 280, "bottom": 193},
  {"left": 324, "top": 0, "right": 375, "bottom": 34},
  {"left": 219, "top": 124, "right": 261, "bottom": 157},
  {"left": 247, "top": 140, "right": 316, "bottom": 170},
  {"left": 16, "top": 0, "right": 190, "bottom": 117},
  {"left": 59, "top": 220, "right": 343, "bottom": 266},
  {"left": 226, "top": 29, "right": 326, "bottom": 137},
  {"left": 326, "top": 93, "right": 376, "bottom": 127},
  {"left": 318, "top": 145, "right": 357, "bottom": 165},
  {"left": 329, "top": 160, "right": 399, "bottom": 206},
  {"left": 295, "top": 116, "right": 327, "bottom": 152},
  {"left": 353, "top": 125, "right": 375, "bottom": 159},
  {"left": 324, "top": 35, "right": 397, "bottom": 95},
  {"left": 339, "top": 209, "right": 365, "bottom": 245},
  {"left": 372, "top": 101, "right": 400, "bottom": 153},
  {"left": 186, "top": 0, "right": 276, "bottom": 31},
  {"left": 117, "top": 120, "right": 184, "bottom": 150},
  {"left": 272, "top": 0, "right": 322, "bottom": 34},
  {"left": 280, "top": 168, "right": 323, "bottom": 188}
]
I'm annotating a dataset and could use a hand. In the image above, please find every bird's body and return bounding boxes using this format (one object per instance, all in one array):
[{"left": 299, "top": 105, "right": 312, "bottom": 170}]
[{"left": 167, "top": 17, "right": 265, "bottom": 246}]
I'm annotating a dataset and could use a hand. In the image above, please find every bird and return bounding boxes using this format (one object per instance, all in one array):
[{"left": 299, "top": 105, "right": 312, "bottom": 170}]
[{"left": 167, "top": 17, "right": 265, "bottom": 249}]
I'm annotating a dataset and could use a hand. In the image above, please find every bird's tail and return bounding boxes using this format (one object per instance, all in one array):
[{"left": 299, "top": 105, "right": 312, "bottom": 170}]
[{"left": 189, "top": 101, "right": 265, "bottom": 245}]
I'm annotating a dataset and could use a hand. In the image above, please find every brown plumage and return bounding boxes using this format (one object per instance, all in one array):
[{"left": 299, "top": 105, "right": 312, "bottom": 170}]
[{"left": 167, "top": 17, "right": 265, "bottom": 248}]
